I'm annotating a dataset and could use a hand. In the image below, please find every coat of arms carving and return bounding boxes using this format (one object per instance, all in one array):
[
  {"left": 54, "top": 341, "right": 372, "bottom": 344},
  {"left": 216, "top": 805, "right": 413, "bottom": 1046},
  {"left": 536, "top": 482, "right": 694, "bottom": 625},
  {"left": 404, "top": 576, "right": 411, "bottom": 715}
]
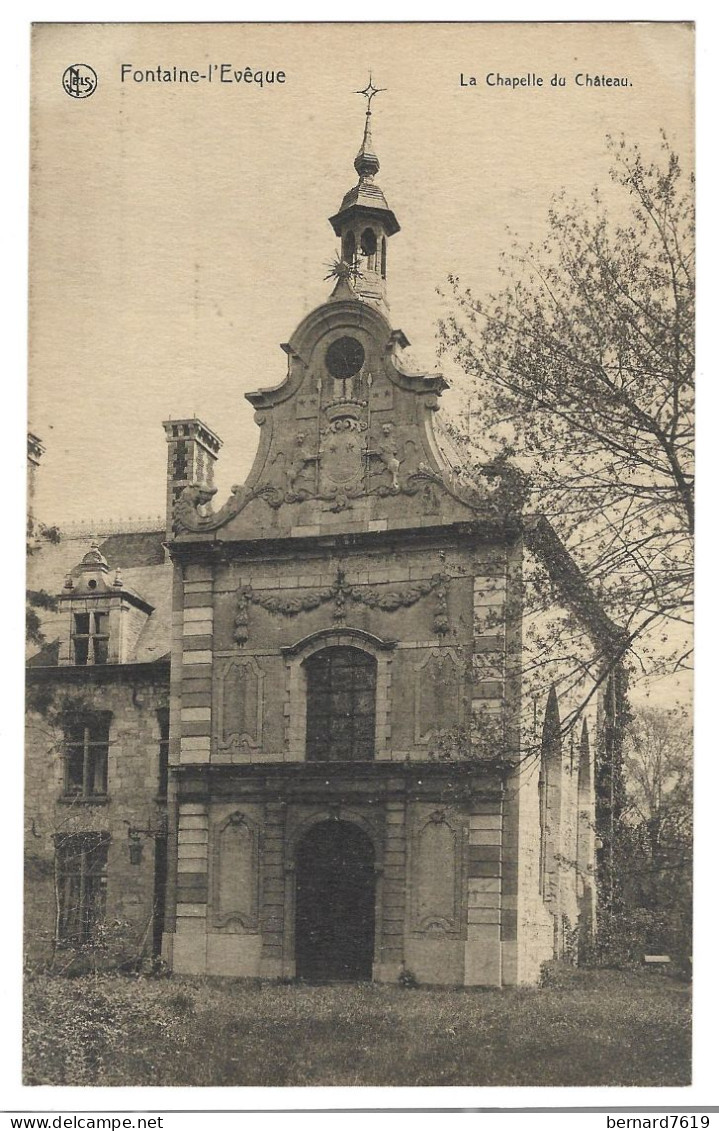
[{"left": 318, "top": 402, "right": 368, "bottom": 498}]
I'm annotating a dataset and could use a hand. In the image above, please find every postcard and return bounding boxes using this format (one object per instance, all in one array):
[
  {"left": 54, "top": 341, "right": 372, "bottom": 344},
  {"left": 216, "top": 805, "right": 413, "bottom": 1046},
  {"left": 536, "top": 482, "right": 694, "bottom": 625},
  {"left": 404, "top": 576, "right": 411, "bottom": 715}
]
[{"left": 24, "top": 21, "right": 694, "bottom": 1094}]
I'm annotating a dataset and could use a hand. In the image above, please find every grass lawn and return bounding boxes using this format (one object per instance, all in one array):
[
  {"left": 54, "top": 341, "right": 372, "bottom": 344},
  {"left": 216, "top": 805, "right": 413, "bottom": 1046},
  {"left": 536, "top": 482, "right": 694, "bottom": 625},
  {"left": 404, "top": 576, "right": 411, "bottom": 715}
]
[{"left": 23, "top": 968, "right": 690, "bottom": 1087}]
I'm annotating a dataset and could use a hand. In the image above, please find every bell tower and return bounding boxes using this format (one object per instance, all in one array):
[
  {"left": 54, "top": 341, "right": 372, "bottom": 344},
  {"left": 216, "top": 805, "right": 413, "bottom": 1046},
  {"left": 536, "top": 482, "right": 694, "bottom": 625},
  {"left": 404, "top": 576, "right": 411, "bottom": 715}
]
[{"left": 328, "top": 78, "right": 400, "bottom": 311}]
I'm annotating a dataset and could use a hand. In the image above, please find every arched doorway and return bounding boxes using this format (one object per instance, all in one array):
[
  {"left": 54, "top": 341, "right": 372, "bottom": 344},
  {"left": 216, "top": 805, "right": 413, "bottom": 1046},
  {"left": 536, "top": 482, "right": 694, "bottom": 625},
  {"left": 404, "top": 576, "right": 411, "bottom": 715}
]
[{"left": 295, "top": 820, "right": 376, "bottom": 982}]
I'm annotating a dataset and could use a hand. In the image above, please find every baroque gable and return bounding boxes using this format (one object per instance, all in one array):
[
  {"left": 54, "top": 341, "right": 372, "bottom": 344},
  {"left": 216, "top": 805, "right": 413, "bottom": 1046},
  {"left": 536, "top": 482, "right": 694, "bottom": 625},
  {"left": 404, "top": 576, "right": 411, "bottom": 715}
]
[{"left": 171, "top": 301, "right": 514, "bottom": 540}]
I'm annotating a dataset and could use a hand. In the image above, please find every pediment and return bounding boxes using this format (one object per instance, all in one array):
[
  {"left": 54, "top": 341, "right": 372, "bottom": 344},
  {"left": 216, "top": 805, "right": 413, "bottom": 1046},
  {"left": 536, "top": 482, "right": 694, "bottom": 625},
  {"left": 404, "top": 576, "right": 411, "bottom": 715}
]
[{"left": 171, "top": 297, "right": 513, "bottom": 540}]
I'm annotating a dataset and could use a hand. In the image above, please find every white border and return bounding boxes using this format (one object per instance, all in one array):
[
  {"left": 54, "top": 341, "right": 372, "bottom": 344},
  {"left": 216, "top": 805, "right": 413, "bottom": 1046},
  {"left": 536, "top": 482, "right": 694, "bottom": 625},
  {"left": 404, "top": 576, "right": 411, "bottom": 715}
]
[{"left": 4, "top": 1, "right": 714, "bottom": 1116}]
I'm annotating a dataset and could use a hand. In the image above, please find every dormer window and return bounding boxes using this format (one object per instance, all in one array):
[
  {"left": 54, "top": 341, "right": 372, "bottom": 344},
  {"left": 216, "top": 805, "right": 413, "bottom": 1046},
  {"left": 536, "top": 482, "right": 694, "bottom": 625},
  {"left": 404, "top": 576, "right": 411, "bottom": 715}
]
[
  {"left": 58, "top": 545, "right": 154, "bottom": 668},
  {"left": 73, "top": 611, "right": 109, "bottom": 666}
]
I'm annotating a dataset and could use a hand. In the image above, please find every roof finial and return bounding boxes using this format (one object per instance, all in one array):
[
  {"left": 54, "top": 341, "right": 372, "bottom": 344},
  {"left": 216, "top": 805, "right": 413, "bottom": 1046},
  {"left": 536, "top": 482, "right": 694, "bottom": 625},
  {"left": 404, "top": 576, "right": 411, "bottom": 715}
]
[
  {"left": 354, "top": 74, "right": 386, "bottom": 180},
  {"left": 355, "top": 74, "right": 386, "bottom": 113}
]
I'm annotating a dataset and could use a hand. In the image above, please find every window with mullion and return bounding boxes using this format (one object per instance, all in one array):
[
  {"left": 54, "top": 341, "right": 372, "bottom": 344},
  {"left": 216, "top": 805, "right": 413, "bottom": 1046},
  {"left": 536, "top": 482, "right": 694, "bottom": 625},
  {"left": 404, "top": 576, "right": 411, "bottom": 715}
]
[
  {"left": 63, "top": 714, "right": 110, "bottom": 798},
  {"left": 55, "top": 834, "right": 108, "bottom": 944},
  {"left": 72, "top": 610, "right": 109, "bottom": 666}
]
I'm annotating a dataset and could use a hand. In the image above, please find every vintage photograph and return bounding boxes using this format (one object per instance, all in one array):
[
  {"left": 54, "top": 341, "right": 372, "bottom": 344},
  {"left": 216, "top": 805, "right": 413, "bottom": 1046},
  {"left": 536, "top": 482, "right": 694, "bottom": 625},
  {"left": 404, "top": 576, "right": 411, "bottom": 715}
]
[{"left": 24, "top": 22, "right": 694, "bottom": 1087}]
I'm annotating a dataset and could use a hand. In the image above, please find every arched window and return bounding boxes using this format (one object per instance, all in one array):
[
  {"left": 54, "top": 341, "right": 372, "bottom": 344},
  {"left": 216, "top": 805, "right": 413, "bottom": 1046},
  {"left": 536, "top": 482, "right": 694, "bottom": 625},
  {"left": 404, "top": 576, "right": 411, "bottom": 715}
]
[
  {"left": 360, "top": 227, "right": 377, "bottom": 270},
  {"left": 381, "top": 237, "right": 387, "bottom": 278},
  {"left": 305, "top": 646, "right": 377, "bottom": 762},
  {"left": 539, "top": 685, "right": 561, "bottom": 898}
]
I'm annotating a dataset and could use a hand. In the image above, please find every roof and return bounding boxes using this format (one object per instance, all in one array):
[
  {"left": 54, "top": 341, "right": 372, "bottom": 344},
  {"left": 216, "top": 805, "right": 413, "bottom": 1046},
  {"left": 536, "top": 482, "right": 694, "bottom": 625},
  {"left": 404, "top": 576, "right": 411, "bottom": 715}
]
[
  {"left": 524, "top": 515, "right": 628, "bottom": 654},
  {"left": 26, "top": 528, "right": 172, "bottom": 667},
  {"left": 328, "top": 183, "right": 400, "bottom": 237}
]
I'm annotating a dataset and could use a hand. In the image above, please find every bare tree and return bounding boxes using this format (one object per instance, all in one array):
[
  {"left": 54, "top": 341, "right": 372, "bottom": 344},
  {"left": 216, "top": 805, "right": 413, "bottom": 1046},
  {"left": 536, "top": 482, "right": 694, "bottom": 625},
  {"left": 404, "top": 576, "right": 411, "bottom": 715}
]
[{"left": 438, "top": 135, "right": 694, "bottom": 682}]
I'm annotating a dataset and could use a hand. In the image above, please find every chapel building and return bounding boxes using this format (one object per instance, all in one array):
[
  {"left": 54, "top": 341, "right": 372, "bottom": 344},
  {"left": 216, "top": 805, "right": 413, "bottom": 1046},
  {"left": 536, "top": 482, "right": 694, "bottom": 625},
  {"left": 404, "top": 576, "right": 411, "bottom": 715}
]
[{"left": 25, "top": 94, "right": 624, "bottom": 986}]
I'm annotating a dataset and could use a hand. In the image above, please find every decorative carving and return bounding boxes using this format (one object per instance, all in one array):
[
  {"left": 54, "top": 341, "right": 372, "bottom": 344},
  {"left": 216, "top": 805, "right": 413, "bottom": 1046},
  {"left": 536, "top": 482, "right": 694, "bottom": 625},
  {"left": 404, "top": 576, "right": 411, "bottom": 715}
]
[
  {"left": 318, "top": 407, "right": 368, "bottom": 498},
  {"left": 213, "top": 811, "right": 259, "bottom": 929},
  {"left": 415, "top": 649, "right": 464, "bottom": 744},
  {"left": 216, "top": 656, "right": 264, "bottom": 750},
  {"left": 234, "top": 588, "right": 250, "bottom": 645},
  {"left": 285, "top": 431, "right": 319, "bottom": 497},
  {"left": 172, "top": 444, "right": 512, "bottom": 532},
  {"left": 433, "top": 574, "right": 450, "bottom": 636},
  {"left": 233, "top": 568, "right": 449, "bottom": 644},
  {"left": 171, "top": 393, "right": 526, "bottom": 534},
  {"left": 371, "top": 421, "right": 401, "bottom": 490},
  {"left": 173, "top": 480, "right": 284, "bottom": 534},
  {"left": 411, "top": 811, "right": 462, "bottom": 936}
]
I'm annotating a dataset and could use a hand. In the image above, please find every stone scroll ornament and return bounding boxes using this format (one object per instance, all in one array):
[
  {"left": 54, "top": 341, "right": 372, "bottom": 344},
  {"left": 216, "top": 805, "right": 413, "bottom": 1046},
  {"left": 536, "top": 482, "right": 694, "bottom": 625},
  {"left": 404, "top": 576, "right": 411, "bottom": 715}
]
[
  {"left": 173, "top": 465, "right": 465, "bottom": 532},
  {"left": 172, "top": 481, "right": 285, "bottom": 534},
  {"left": 233, "top": 566, "right": 449, "bottom": 645},
  {"left": 172, "top": 425, "right": 529, "bottom": 532}
]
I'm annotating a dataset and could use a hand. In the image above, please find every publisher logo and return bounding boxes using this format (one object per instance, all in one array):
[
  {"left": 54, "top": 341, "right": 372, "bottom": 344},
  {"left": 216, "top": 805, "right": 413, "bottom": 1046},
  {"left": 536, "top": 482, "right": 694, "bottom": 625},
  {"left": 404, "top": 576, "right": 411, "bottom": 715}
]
[{"left": 62, "top": 64, "right": 98, "bottom": 99}]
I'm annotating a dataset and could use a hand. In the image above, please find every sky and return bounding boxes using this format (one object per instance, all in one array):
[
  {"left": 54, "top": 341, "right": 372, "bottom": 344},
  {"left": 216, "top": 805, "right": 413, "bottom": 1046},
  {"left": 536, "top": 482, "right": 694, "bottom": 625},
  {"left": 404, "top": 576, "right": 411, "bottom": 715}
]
[{"left": 28, "top": 21, "right": 694, "bottom": 529}]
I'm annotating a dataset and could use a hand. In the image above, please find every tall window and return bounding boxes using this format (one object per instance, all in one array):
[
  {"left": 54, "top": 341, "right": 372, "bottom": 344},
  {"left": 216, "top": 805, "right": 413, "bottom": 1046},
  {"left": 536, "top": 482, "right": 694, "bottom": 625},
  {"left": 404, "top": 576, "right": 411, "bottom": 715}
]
[
  {"left": 64, "top": 713, "right": 111, "bottom": 799},
  {"left": 538, "top": 766, "right": 548, "bottom": 897},
  {"left": 157, "top": 707, "right": 169, "bottom": 798},
  {"left": 342, "top": 231, "right": 356, "bottom": 264},
  {"left": 55, "top": 833, "right": 109, "bottom": 944},
  {"left": 360, "top": 227, "right": 377, "bottom": 270},
  {"left": 72, "top": 611, "right": 109, "bottom": 665},
  {"left": 305, "top": 647, "right": 376, "bottom": 762}
]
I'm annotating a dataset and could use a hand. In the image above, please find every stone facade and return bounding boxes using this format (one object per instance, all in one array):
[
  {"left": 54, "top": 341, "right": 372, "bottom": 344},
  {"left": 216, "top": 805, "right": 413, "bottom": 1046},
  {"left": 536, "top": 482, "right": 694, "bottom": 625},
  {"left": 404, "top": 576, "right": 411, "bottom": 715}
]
[
  {"left": 25, "top": 530, "right": 172, "bottom": 967},
  {"left": 25, "top": 663, "right": 169, "bottom": 966}
]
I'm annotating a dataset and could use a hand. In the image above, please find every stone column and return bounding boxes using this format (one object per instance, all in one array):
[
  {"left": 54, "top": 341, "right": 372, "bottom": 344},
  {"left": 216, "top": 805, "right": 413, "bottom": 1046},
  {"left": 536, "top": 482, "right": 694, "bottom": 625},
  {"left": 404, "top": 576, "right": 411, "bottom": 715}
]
[
  {"left": 172, "top": 801, "right": 209, "bottom": 974},
  {"left": 375, "top": 799, "right": 406, "bottom": 982},
  {"left": 465, "top": 801, "right": 503, "bottom": 986},
  {"left": 260, "top": 800, "right": 286, "bottom": 977}
]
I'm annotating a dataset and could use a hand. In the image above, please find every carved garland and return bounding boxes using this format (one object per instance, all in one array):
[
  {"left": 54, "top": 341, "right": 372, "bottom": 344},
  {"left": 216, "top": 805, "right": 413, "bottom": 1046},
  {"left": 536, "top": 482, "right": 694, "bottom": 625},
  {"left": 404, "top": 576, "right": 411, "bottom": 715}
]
[{"left": 233, "top": 566, "right": 449, "bottom": 645}]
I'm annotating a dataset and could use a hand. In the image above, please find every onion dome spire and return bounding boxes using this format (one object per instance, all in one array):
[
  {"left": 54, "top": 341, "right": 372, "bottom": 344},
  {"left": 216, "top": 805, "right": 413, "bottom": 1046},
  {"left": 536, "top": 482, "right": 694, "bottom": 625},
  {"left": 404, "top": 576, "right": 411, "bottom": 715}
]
[
  {"left": 354, "top": 79, "right": 383, "bottom": 179},
  {"left": 328, "top": 76, "right": 400, "bottom": 310}
]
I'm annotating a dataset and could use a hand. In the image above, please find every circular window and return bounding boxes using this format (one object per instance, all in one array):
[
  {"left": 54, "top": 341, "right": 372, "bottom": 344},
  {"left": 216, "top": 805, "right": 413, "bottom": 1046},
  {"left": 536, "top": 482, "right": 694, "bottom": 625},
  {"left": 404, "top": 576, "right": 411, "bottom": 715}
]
[{"left": 325, "top": 336, "right": 365, "bottom": 380}]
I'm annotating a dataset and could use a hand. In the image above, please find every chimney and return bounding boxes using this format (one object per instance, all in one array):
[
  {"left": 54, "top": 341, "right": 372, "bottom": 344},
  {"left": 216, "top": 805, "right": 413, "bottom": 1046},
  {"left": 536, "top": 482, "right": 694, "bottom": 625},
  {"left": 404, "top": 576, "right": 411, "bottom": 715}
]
[{"left": 162, "top": 418, "right": 222, "bottom": 540}]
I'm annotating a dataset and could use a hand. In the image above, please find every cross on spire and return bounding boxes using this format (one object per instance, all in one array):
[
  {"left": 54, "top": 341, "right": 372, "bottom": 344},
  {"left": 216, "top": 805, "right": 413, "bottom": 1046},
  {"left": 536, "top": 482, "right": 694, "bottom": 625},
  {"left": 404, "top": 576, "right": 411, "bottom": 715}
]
[
  {"left": 353, "top": 74, "right": 385, "bottom": 181},
  {"left": 355, "top": 74, "right": 386, "bottom": 114}
]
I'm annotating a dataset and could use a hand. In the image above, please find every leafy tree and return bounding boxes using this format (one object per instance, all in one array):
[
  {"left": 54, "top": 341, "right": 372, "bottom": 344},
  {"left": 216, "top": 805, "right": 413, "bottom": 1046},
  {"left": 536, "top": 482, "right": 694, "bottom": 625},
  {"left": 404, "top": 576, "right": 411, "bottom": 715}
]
[
  {"left": 621, "top": 706, "right": 692, "bottom": 946},
  {"left": 590, "top": 706, "right": 692, "bottom": 968},
  {"left": 438, "top": 135, "right": 694, "bottom": 682}
]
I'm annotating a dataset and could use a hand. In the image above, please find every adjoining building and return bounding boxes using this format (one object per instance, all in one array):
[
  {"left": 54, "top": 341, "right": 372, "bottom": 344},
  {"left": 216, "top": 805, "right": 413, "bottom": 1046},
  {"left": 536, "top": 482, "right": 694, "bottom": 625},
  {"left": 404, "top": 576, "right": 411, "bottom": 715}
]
[{"left": 25, "top": 95, "right": 624, "bottom": 985}]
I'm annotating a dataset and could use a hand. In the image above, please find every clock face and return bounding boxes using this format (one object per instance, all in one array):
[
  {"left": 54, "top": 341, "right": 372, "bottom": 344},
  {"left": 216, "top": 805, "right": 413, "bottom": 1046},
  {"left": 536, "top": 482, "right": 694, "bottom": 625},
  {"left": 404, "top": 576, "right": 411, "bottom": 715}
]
[{"left": 325, "top": 336, "right": 365, "bottom": 380}]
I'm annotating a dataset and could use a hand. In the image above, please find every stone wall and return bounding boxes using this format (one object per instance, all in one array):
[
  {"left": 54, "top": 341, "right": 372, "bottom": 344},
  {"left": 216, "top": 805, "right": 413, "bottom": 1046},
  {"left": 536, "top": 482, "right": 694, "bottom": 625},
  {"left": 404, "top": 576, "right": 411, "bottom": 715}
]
[
  {"left": 167, "top": 783, "right": 510, "bottom": 985},
  {"left": 164, "top": 511, "right": 599, "bottom": 985},
  {"left": 24, "top": 669, "right": 169, "bottom": 966}
]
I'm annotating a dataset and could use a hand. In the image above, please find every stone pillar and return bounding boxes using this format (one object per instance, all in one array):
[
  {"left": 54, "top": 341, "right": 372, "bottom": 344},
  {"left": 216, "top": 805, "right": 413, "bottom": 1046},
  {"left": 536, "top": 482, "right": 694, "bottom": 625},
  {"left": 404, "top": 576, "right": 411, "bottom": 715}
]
[
  {"left": 172, "top": 802, "right": 209, "bottom": 974},
  {"left": 465, "top": 801, "right": 503, "bottom": 986},
  {"left": 179, "top": 564, "right": 214, "bottom": 767},
  {"left": 260, "top": 800, "right": 286, "bottom": 978},
  {"left": 375, "top": 799, "right": 406, "bottom": 981}
]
